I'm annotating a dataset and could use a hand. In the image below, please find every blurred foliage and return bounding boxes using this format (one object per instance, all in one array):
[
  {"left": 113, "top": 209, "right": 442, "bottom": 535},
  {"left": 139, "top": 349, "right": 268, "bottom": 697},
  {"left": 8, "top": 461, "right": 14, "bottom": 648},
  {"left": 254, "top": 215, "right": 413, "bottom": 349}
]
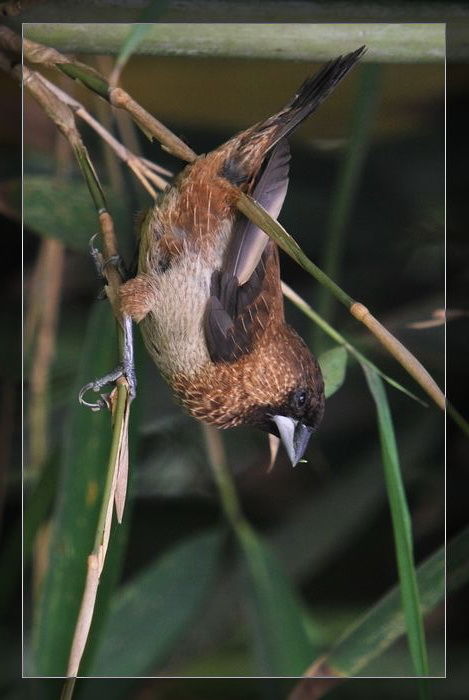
[{"left": 2, "top": 20, "right": 468, "bottom": 700}]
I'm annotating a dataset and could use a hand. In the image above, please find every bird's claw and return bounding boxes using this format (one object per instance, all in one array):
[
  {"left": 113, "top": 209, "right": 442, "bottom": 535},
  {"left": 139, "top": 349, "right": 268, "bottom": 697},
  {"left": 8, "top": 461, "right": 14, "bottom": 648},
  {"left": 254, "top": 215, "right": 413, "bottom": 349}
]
[
  {"left": 79, "top": 305, "right": 136, "bottom": 411},
  {"left": 78, "top": 381, "right": 112, "bottom": 412},
  {"left": 78, "top": 358, "right": 136, "bottom": 412}
]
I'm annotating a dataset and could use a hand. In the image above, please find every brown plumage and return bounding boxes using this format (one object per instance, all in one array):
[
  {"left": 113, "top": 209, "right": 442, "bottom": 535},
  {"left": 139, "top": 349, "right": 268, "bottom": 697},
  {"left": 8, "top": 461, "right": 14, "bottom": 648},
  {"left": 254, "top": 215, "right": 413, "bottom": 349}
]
[{"left": 120, "top": 47, "right": 365, "bottom": 465}]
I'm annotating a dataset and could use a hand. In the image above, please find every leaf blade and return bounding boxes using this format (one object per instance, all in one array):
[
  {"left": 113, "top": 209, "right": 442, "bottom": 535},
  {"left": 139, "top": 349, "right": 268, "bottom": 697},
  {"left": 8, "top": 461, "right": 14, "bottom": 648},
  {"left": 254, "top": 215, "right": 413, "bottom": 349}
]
[
  {"left": 301, "top": 532, "right": 451, "bottom": 679},
  {"left": 318, "top": 346, "right": 347, "bottom": 399},
  {"left": 88, "top": 529, "right": 222, "bottom": 676},
  {"left": 362, "top": 365, "right": 429, "bottom": 677},
  {"left": 30, "top": 303, "right": 116, "bottom": 675},
  {"left": 237, "top": 523, "right": 314, "bottom": 676}
]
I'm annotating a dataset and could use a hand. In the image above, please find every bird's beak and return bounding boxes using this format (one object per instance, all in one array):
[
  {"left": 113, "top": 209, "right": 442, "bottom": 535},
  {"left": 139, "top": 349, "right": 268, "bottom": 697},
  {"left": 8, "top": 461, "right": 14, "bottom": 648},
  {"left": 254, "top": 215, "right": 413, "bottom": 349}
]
[{"left": 272, "top": 415, "right": 313, "bottom": 467}]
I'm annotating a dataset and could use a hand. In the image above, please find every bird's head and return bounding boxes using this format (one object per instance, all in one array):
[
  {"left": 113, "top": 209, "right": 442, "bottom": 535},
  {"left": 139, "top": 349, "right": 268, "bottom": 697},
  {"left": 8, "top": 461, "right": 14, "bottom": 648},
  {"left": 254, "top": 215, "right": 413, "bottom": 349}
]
[
  {"left": 241, "top": 324, "right": 325, "bottom": 466},
  {"left": 174, "top": 324, "right": 324, "bottom": 467},
  {"left": 266, "top": 385, "right": 324, "bottom": 467}
]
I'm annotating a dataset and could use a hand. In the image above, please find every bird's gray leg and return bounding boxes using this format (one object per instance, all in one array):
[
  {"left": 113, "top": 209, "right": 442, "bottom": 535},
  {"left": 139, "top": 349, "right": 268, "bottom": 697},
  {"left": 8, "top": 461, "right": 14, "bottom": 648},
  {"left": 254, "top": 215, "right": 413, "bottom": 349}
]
[
  {"left": 79, "top": 236, "right": 136, "bottom": 411},
  {"left": 89, "top": 233, "right": 128, "bottom": 295}
]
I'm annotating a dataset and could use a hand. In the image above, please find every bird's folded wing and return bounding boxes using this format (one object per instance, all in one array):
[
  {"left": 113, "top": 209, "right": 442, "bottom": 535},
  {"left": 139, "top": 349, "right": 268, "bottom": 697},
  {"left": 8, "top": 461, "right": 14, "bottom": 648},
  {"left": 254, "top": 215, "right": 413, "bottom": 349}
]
[
  {"left": 225, "top": 138, "right": 290, "bottom": 285},
  {"left": 204, "top": 140, "right": 289, "bottom": 363}
]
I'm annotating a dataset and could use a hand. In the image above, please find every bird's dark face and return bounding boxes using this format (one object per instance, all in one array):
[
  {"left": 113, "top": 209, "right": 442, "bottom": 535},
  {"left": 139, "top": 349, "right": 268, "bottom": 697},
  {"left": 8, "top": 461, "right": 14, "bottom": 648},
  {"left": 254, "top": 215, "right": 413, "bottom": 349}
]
[{"left": 263, "top": 385, "right": 325, "bottom": 467}]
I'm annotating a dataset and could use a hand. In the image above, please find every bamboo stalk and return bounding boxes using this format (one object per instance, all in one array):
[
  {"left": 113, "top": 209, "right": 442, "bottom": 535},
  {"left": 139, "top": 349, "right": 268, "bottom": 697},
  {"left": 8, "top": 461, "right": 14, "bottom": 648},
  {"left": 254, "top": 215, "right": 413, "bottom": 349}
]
[{"left": 23, "top": 23, "right": 446, "bottom": 63}]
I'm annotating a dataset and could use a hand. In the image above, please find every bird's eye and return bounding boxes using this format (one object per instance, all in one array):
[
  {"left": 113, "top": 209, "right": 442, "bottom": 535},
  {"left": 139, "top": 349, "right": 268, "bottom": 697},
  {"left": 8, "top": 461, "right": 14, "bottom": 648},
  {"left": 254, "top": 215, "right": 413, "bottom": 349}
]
[{"left": 292, "top": 389, "right": 307, "bottom": 412}]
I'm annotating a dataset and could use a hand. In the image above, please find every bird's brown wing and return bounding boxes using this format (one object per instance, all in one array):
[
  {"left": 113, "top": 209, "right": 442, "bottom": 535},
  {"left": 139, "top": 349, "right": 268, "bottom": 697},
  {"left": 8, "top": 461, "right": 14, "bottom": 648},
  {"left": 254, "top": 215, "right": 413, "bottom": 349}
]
[
  {"left": 224, "top": 138, "right": 290, "bottom": 284},
  {"left": 204, "top": 141, "right": 289, "bottom": 363}
]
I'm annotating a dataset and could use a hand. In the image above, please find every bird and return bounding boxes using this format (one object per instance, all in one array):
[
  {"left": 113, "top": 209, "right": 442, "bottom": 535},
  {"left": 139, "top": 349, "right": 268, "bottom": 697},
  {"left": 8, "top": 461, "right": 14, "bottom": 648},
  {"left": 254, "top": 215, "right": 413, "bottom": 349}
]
[{"left": 119, "top": 47, "right": 366, "bottom": 466}]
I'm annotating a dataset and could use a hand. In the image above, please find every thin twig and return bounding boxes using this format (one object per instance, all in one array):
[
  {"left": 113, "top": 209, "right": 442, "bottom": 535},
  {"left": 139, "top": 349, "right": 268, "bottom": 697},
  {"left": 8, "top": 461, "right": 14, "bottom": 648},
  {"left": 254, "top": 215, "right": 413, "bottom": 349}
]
[
  {"left": 35, "top": 72, "right": 169, "bottom": 197},
  {"left": 19, "top": 29, "right": 198, "bottom": 163},
  {"left": 66, "top": 380, "right": 128, "bottom": 676},
  {"left": 94, "top": 56, "right": 127, "bottom": 197},
  {"left": 108, "top": 87, "right": 197, "bottom": 162}
]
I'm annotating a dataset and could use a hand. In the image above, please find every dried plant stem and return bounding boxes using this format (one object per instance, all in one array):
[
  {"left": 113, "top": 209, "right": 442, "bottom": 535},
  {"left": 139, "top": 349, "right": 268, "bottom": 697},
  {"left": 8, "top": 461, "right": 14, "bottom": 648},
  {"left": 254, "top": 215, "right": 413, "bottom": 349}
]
[
  {"left": 19, "top": 29, "right": 197, "bottom": 163},
  {"left": 350, "top": 302, "right": 444, "bottom": 410},
  {"left": 66, "top": 380, "right": 128, "bottom": 676},
  {"left": 94, "top": 56, "right": 127, "bottom": 196},
  {"left": 108, "top": 87, "right": 197, "bottom": 162},
  {"left": 0, "top": 25, "right": 192, "bottom": 164},
  {"left": 35, "top": 72, "right": 169, "bottom": 197},
  {"left": 27, "top": 237, "right": 65, "bottom": 475},
  {"left": 60, "top": 676, "right": 76, "bottom": 700}
]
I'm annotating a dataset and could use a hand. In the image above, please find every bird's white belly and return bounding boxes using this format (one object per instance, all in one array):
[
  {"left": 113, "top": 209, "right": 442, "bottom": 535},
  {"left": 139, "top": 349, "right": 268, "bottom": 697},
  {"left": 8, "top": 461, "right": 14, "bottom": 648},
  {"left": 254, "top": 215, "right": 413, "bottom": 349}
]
[{"left": 141, "top": 221, "right": 231, "bottom": 379}]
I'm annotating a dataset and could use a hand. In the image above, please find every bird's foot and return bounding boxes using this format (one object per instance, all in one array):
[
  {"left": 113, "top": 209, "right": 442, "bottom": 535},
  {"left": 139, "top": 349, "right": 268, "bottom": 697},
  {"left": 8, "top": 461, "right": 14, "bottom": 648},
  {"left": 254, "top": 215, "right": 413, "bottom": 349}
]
[
  {"left": 79, "top": 315, "right": 136, "bottom": 411},
  {"left": 80, "top": 238, "right": 136, "bottom": 410}
]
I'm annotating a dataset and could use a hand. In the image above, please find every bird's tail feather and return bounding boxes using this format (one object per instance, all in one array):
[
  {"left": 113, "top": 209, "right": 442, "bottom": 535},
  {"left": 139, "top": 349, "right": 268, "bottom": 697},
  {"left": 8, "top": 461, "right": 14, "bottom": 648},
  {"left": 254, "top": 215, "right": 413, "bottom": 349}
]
[{"left": 261, "top": 46, "right": 366, "bottom": 152}]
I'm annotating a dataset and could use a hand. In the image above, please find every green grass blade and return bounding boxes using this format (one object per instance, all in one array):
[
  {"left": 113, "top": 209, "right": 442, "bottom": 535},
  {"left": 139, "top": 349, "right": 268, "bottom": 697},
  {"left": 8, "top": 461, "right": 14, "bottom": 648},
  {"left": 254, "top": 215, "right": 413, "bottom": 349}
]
[
  {"left": 306, "top": 530, "right": 454, "bottom": 677},
  {"left": 318, "top": 346, "right": 347, "bottom": 399},
  {"left": 362, "top": 365, "right": 429, "bottom": 677},
  {"left": 88, "top": 530, "right": 222, "bottom": 676},
  {"left": 30, "top": 303, "right": 116, "bottom": 676},
  {"left": 237, "top": 522, "right": 314, "bottom": 676},
  {"left": 203, "top": 426, "right": 313, "bottom": 675}
]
